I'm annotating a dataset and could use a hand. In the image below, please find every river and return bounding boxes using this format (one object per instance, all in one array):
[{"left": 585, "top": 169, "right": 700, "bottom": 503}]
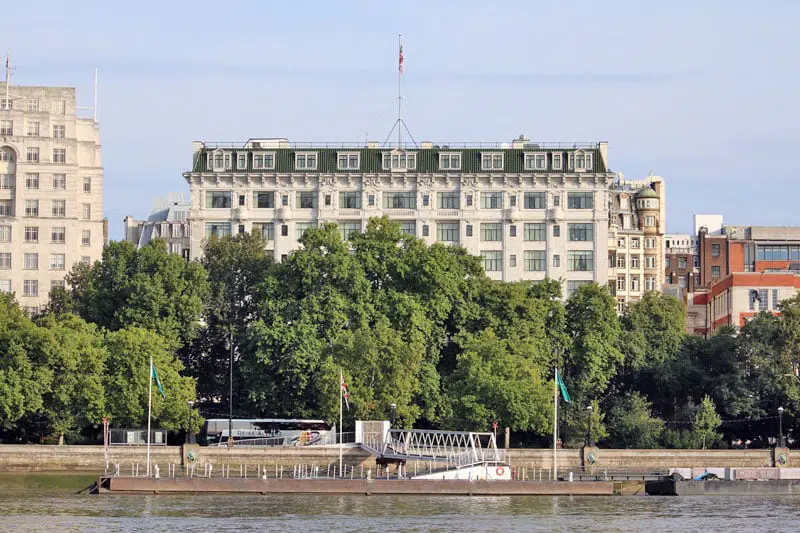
[{"left": 1, "top": 474, "right": 799, "bottom": 532}]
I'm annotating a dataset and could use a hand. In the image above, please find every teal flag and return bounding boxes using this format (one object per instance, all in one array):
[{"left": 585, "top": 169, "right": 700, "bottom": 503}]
[
  {"left": 151, "top": 363, "right": 166, "bottom": 398},
  {"left": 556, "top": 369, "right": 571, "bottom": 403}
]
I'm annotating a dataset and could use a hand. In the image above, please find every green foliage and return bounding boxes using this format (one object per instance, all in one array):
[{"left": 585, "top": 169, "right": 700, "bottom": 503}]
[
  {"left": 606, "top": 392, "right": 664, "bottom": 448},
  {"left": 693, "top": 395, "right": 722, "bottom": 449}
]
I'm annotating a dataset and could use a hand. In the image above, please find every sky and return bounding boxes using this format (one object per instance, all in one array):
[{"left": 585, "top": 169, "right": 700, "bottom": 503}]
[{"left": 2, "top": 0, "right": 799, "bottom": 240}]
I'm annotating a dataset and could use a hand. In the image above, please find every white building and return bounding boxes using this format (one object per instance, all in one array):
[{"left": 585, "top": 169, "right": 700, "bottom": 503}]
[
  {"left": 0, "top": 83, "right": 104, "bottom": 314},
  {"left": 183, "top": 137, "right": 616, "bottom": 298},
  {"left": 123, "top": 193, "right": 191, "bottom": 259}
]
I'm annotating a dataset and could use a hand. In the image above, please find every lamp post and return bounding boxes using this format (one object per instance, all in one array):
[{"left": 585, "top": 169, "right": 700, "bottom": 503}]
[
  {"left": 228, "top": 329, "right": 234, "bottom": 448},
  {"left": 778, "top": 406, "right": 786, "bottom": 448},
  {"left": 187, "top": 400, "right": 195, "bottom": 444},
  {"left": 586, "top": 405, "right": 594, "bottom": 447},
  {"left": 390, "top": 403, "right": 397, "bottom": 428}
]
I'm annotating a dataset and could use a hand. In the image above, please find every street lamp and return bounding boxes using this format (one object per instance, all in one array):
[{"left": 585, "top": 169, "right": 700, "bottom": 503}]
[
  {"left": 778, "top": 406, "right": 786, "bottom": 448},
  {"left": 390, "top": 403, "right": 397, "bottom": 428},
  {"left": 586, "top": 405, "right": 595, "bottom": 447},
  {"left": 187, "top": 400, "right": 195, "bottom": 444}
]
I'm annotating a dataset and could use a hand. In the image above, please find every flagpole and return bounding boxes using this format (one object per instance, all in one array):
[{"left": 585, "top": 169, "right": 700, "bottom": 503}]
[
  {"left": 339, "top": 368, "right": 343, "bottom": 477},
  {"left": 146, "top": 355, "right": 153, "bottom": 476},
  {"left": 397, "top": 34, "right": 402, "bottom": 149},
  {"left": 553, "top": 368, "right": 558, "bottom": 481}
]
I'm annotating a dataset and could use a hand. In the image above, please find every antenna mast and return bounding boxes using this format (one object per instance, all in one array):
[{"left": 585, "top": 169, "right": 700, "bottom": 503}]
[
  {"left": 93, "top": 66, "right": 98, "bottom": 122},
  {"left": 4, "top": 51, "right": 10, "bottom": 109}
]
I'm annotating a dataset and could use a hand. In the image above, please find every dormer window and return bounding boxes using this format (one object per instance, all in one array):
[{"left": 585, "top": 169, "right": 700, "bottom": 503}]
[
  {"left": 208, "top": 150, "right": 232, "bottom": 171},
  {"left": 236, "top": 152, "right": 247, "bottom": 170},
  {"left": 439, "top": 153, "right": 461, "bottom": 170},
  {"left": 382, "top": 151, "right": 417, "bottom": 171},
  {"left": 253, "top": 152, "right": 275, "bottom": 170},
  {"left": 295, "top": 152, "right": 318, "bottom": 170},
  {"left": 337, "top": 152, "right": 360, "bottom": 170},
  {"left": 481, "top": 152, "right": 504, "bottom": 171},
  {"left": 571, "top": 151, "right": 593, "bottom": 172},
  {"left": 524, "top": 153, "right": 547, "bottom": 171},
  {"left": 551, "top": 153, "right": 562, "bottom": 170}
]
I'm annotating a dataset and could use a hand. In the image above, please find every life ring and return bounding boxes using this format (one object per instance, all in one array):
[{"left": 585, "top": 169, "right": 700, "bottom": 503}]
[{"left": 495, "top": 466, "right": 505, "bottom": 476}]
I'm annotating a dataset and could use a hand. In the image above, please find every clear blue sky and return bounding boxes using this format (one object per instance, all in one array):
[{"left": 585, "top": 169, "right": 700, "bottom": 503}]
[{"left": 3, "top": 0, "right": 798, "bottom": 240}]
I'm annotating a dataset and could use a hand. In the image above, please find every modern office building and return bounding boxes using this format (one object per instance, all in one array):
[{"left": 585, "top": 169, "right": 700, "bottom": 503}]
[
  {"left": 0, "top": 82, "right": 104, "bottom": 314},
  {"left": 123, "top": 193, "right": 191, "bottom": 259},
  {"left": 607, "top": 176, "right": 666, "bottom": 312},
  {"left": 183, "top": 136, "right": 616, "bottom": 297}
]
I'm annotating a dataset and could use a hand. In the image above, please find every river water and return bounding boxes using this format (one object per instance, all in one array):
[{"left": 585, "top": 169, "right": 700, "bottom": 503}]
[{"left": 1, "top": 475, "right": 799, "bottom": 532}]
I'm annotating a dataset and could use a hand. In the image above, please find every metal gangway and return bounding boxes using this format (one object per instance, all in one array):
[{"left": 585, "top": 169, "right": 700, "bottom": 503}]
[{"left": 361, "top": 429, "right": 506, "bottom": 470}]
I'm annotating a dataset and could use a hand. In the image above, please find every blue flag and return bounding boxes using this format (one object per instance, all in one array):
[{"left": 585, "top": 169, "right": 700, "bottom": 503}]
[
  {"left": 151, "top": 362, "right": 166, "bottom": 398},
  {"left": 556, "top": 369, "right": 570, "bottom": 403}
]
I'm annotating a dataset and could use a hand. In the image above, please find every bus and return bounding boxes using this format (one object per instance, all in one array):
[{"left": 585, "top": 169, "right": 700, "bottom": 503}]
[{"left": 202, "top": 418, "right": 336, "bottom": 447}]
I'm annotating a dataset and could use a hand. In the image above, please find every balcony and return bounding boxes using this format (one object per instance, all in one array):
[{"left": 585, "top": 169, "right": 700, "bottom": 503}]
[
  {"left": 384, "top": 209, "right": 416, "bottom": 217},
  {"left": 338, "top": 209, "right": 362, "bottom": 217},
  {"left": 231, "top": 206, "right": 249, "bottom": 221},
  {"left": 547, "top": 206, "right": 563, "bottom": 221},
  {"left": 504, "top": 207, "right": 521, "bottom": 222},
  {"left": 436, "top": 209, "right": 460, "bottom": 218}
]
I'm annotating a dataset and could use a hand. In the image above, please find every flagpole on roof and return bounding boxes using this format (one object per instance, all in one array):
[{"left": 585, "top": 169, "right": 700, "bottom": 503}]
[
  {"left": 146, "top": 355, "right": 153, "bottom": 477},
  {"left": 397, "top": 34, "right": 402, "bottom": 149}
]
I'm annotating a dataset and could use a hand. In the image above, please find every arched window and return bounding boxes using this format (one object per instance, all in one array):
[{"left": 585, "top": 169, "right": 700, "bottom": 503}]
[{"left": 0, "top": 147, "right": 15, "bottom": 163}]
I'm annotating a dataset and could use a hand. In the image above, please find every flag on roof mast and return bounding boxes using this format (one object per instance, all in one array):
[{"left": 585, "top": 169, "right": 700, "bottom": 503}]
[
  {"left": 556, "top": 369, "right": 570, "bottom": 403},
  {"left": 399, "top": 41, "right": 404, "bottom": 74},
  {"left": 341, "top": 372, "right": 350, "bottom": 411}
]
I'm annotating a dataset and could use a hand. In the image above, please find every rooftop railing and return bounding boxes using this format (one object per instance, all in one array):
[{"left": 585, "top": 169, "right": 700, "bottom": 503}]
[{"left": 200, "top": 141, "right": 602, "bottom": 150}]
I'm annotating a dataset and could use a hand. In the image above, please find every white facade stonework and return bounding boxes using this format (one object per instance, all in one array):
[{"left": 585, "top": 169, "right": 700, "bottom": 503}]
[
  {"left": 124, "top": 193, "right": 191, "bottom": 259},
  {"left": 0, "top": 84, "right": 104, "bottom": 313}
]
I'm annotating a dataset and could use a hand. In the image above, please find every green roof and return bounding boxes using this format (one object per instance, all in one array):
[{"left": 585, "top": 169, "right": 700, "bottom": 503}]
[
  {"left": 190, "top": 146, "right": 608, "bottom": 174},
  {"left": 635, "top": 186, "right": 659, "bottom": 199}
]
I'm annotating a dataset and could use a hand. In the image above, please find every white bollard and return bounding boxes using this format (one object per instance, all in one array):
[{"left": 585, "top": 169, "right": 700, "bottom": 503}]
[
  {"left": 154, "top": 464, "right": 160, "bottom": 479},
  {"left": 568, "top": 471, "right": 573, "bottom": 483}
]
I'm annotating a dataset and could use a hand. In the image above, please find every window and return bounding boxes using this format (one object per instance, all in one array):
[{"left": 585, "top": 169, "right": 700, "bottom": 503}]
[
  {"left": 0, "top": 120, "right": 12, "bottom": 135},
  {"left": 0, "top": 174, "right": 12, "bottom": 189},
  {"left": 439, "top": 153, "right": 461, "bottom": 170},
  {"left": 383, "top": 192, "right": 416, "bottom": 209},
  {"left": 27, "top": 98, "right": 40, "bottom": 112},
  {"left": 616, "top": 275, "right": 626, "bottom": 291},
  {"left": 382, "top": 151, "right": 417, "bottom": 171},
  {"left": 480, "top": 251, "right": 502, "bottom": 271},
  {"left": 0, "top": 200, "right": 13, "bottom": 216},
  {"left": 53, "top": 148, "right": 66, "bottom": 163},
  {"left": 368, "top": 194, "right": 375, "bottom": 207},
  {"left": 552, "top": 153, "right": 562, "bottom": 170},
  {"left": 758, "top": 289, "right": 768, "bottom": 311},
  {"left": 82, "top": 204, "right": 91, "bottom": 220},
  {"left": 645, "top": 277, "right": 656, "bottom": 291},
  {"left": 509, "top": 254, "right": 517, "bottom": 268},
  {"left": 524, "top": 192, "right": 546, "bottom": 209},
  {"left": 254, "top": 191, "right": 275, "bottom": 208},
  {"left": 553, "top": 225, "right": 560, "bottom": 238},
  {"left": 616, "top": 254, "right": 626, "bottom": 268},
  {"left": 567, "top": 250, "right": 594, "bottom": 271},
  {"left": 524, "top": 153, "right": 547, "bottom": 170},
  {"left": 295, "top": 222, "right": 315, "bottom": 241},
  {"left": 773, "top": 289, "right": 779, "bottom": 309},
  {"left": 711, "top": 243, "right": 721, "bottom": 257},
  {"left": 205, "top": 222, "right": 231, "bottom": 239},
  {"left": 339, "top": 221, "right": 361, "bottom": 241},
  {"left": 339, "top": 191, "right": 361, "bottom": 209},
  {"left": 26, "top": 173, "right": 39, "bottom": 190},
  {"left": 337, "top": 152, "right": 360, "bottom": 170},
  {"left": 81, "top": 230, "right": 91, "bottom": 246},
  {"left": 281, "top": 194, "right": 289, "bottom": 207},
  {"left": 645, "top": 256, "right": 657, "bottom": 270},
  {"left": 480, "top": 153, "right": 504, "bottom": 171},
  {"left": 678, "top": 257, "right": 687, "bottom": 269},
  {"left": 0, "top": 225, "right": 9, "bottom": 242},
  {"left": 437, "top": 222, "right": 459, "bottom": 243},
  {"left": 480, "top": 223, "right": 502, "bottom": 241},
  {"left": 480, "top": 192, "right": 503, "bottom": 209},
  {"left": 237, "top": 152, "right": 247, "bottom": 169},
  {"left": 510, "top": 225, "right": 517, "bottom": 237},
  {"left": 711, "top": 266, "right": 721, "bottom": 279},
  {"left": 552, "top": 195, "right": 561, "bottom": 208},
  {"left": 615, "top": 237, "right": 626, "bottom": 249},
  {"left": 574, "top": 152, "right": 593, "bottom": 171},
  {"left": 26, "top": 121, "right": 40, "bottom": 136},
  {"left": 24, "top": 252, "right": 38, "bottom": 270},
  {"left": 239, "top": 194, "right": 247, "bottom": 207},
  {"left": 25, "top": 200, "right": 39, "bottom": 217},
  {"left": 465, "top": 224, "right": 473, "bottom": 237},
  {"left": 281, "top": 225, "right": 288, "bottom": 237},
  {"left": 399, "top": 221, "right": 416, "bottom": 236},
  {"left": 465, "top": 194, "right": 473, "bottom": 207},
  {"left": 524, "top": 250, "right": 546, "bottom": 272},
  {"left": 665, "top": 256, "right": 671, "bottom": 268},
  {"left": 52, "top": 200, "right": 66, "bottom": 218},
  {"left": 568, "top": 223, "right": 594, "bottom": 241},
  {"left": 0, "top": 98, "right": 11, "bottom": 110},
  {"left": 171, "top": 224, "right": 182, "bottom": 238},
  {"left": 553, "top": 254, "right": 560, "bottom": 267},
  {"left": 53, "top": 173, "right": 66, "bottom": 190},
  {"left": 631, "top": 256, "right": 640, "bottom": 269},
  {"left": 82, "top": 177, "right": 91, "bottom": 193},
  {"left": 0, "top": 253, "right": 10, "bottom": 269},
  {"left": 645, "top": 238, "right": 656, "bottom": 249},
  {"left": 524, "top": 223, "right": 546, "bottom": 241},
  {"left": 567, "top": 280, "right": 591, "bottom": 298},
  {"left": 567, "top": 192, "right": 593, "bottom": 209},
  {"left": 422, "top": 194, "right": 430, "bottom": 207},
  {"left": 631, "top": 238, "right": 641, "bottom": 249},
  {"left": 630, "top": 275, "right": 640, "bottom": 291},
  {"left": 206, "top": 191, "right": 232, "bottom": 208},
  {"left": 53, "top": 125, "right": 66, "bottom": 138},
  {"left": 679, "top": 276, "right": 688, "bottom": 289},
  {"left": 23, "top": 280, "right": 38, "bottom": 297},
  {"left": 80, "top": 256, "right": 91, "bottom": 265},
  {"left": 51, "top": 279, "right": 66, "bottom": 290},
  {"left": 694, "top": 256, "right": 699, "bottom": 268},
  {"left": 170, "top": 243, "right": 181, "bottom": 254},
  {"left": 252, "top": 152, "right": 275, "bottom": 170},
  {"left": 51, "top": 227, "right": 65, "bottom": 243},
  {"left": 437, "top": 192, "right": 459, "bottom": 209},
  {"left": 645, "top": 215, "right": 655, "bottom": 227},
  {"left": 422, "top": 224, "right": 429, "bottom": 237},
  {"left": 0, "top": 280, "right": 10, "bottom": 292},
  {"left": 50, "top": 253, "right": 65, "bottom": 270}
]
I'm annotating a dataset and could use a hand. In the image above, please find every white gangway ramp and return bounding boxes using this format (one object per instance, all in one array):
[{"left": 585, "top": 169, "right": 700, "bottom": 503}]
[{"left": 362, "top": 428, "right": 507, "bottom": 470}]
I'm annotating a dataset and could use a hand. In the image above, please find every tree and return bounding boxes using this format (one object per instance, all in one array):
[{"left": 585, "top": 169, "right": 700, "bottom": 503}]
[
  {"left": 693, "top": 395, "right": 722, "bottom": 449},
  {"left": 103, "top": 327, "right": 198, "bottom": 431},
  {"left": 606, "top": 392, "right": 664, "bottom": 448}
]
